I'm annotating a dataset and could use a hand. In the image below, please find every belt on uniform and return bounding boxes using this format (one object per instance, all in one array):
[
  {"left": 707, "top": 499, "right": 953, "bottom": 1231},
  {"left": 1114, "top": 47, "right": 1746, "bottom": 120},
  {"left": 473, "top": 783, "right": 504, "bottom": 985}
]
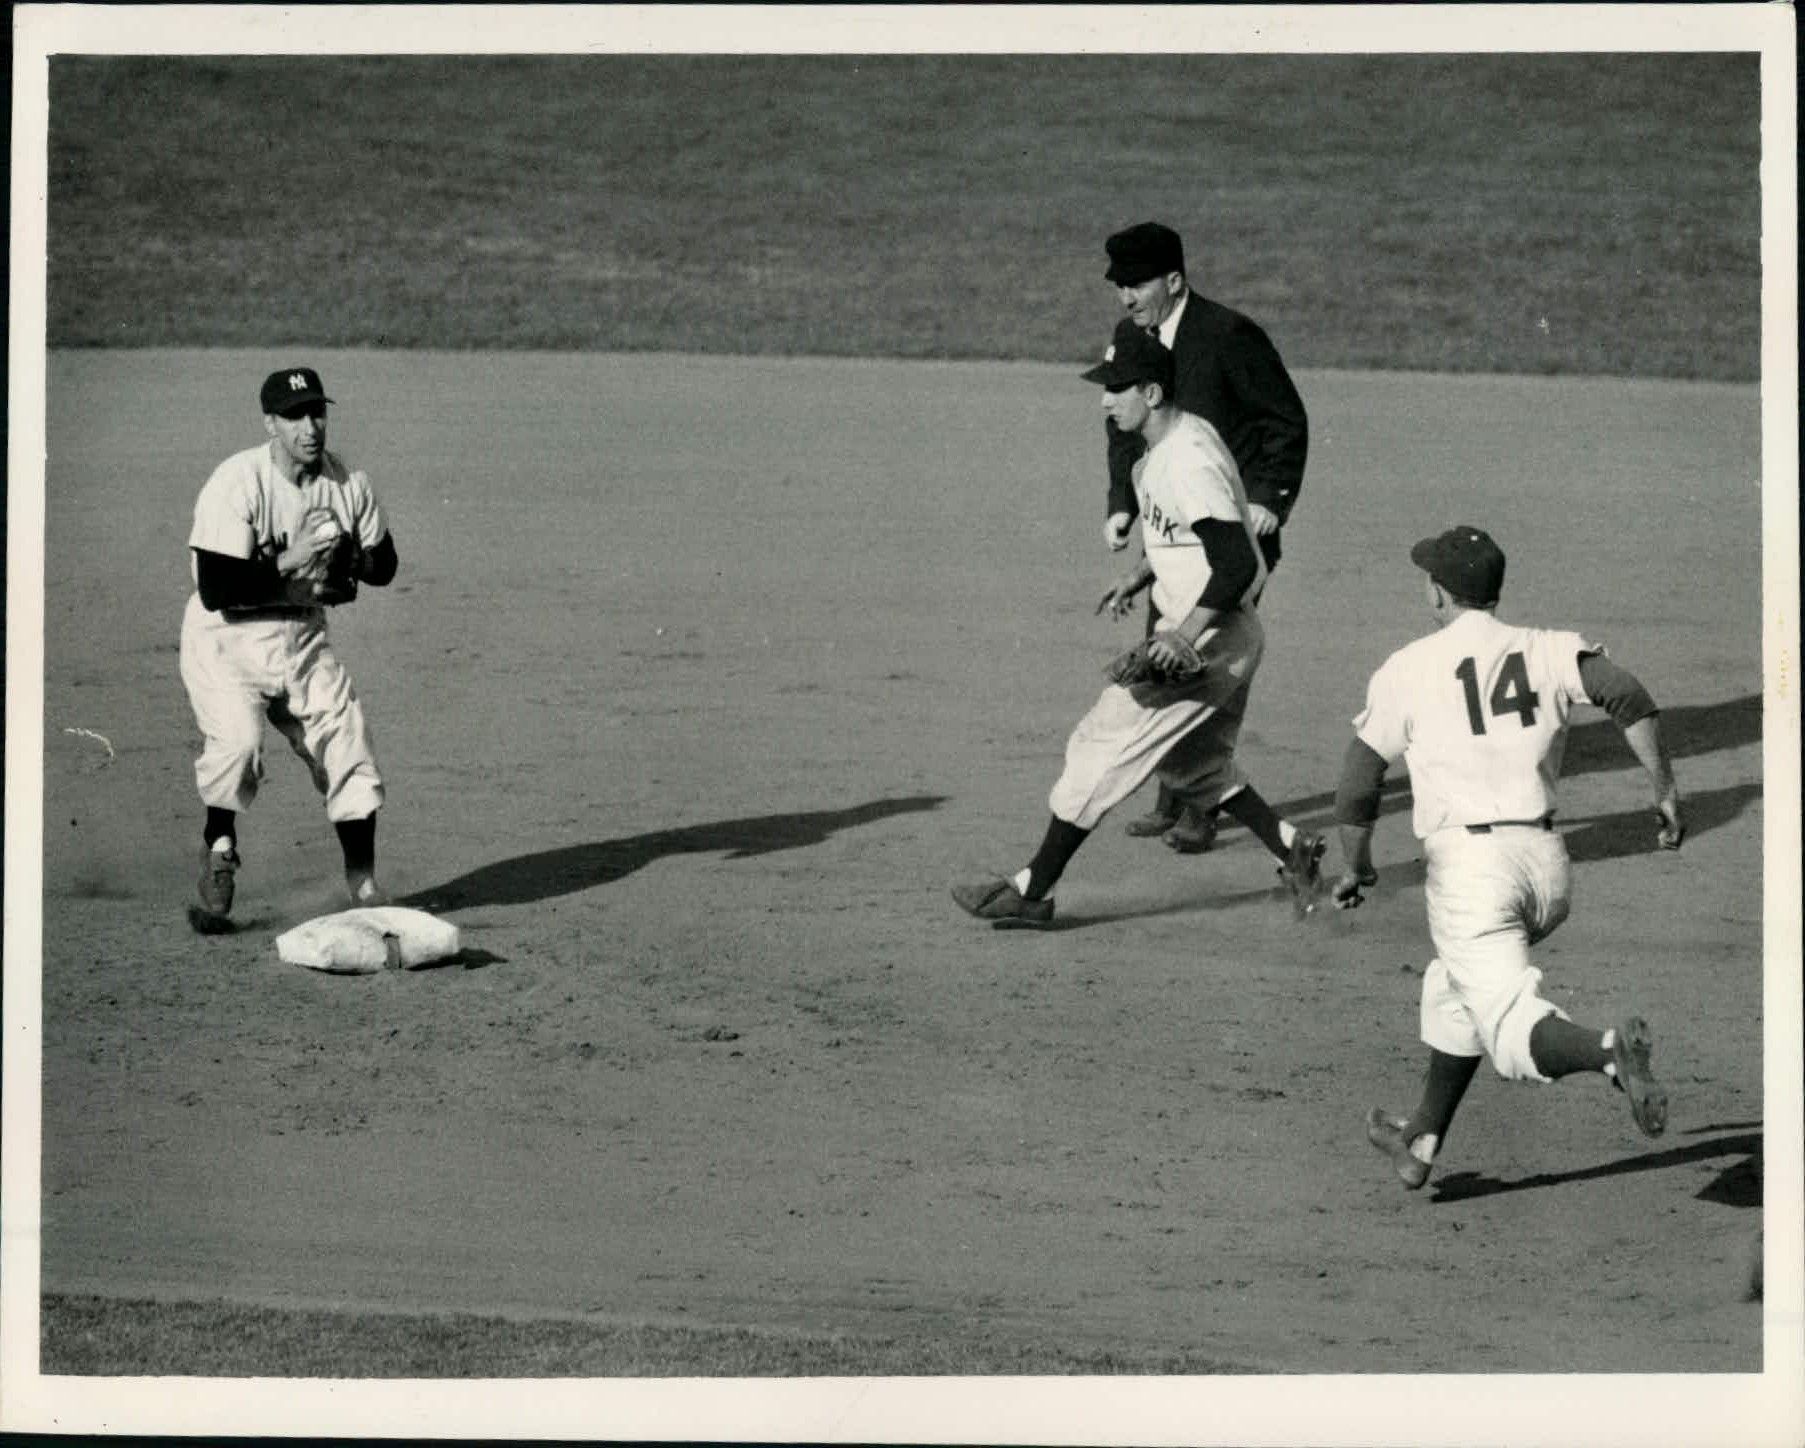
[
  {"left": 1465, "top": 817, "right": 1553, "bottom": 834},
  {"left": 221, "top": 605, "right": 319, "bottom": 623}
]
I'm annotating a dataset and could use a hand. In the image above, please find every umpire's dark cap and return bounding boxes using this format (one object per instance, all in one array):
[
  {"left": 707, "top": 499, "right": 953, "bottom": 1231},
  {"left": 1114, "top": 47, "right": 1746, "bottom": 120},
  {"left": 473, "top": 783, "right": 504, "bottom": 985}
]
[
  {"left": 1104, "top": 221, "right": 1186, "bottom": 285},
  {"left": 1082, "top": 319, "right": 1176, "bottom": 393},
  {"left": 260, "top": 367, "right": 334, "bottom": 415},
  {"left": 1411, "top": 525, "right": 1507, "bottom": 605}
]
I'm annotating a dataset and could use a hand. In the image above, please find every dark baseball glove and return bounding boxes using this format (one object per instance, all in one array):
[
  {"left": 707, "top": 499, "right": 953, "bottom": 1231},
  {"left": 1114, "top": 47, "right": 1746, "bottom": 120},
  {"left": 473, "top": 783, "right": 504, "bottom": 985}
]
[
  {"left": 1104, "top": 630, "right": 1205, "bottom": 687},
  {"left": 311, "top": 533, "right": 363, "bottom": 606}
]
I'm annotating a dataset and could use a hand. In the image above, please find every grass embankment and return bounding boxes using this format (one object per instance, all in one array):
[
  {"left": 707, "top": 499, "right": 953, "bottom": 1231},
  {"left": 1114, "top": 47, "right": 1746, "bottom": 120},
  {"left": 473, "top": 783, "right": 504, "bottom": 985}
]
[
  {"left": 48, "top": 53, "right": 1758, "bottom": 378},
  {"left": 42, "top": 1294, "right": 1248, "bottom": 1377}
]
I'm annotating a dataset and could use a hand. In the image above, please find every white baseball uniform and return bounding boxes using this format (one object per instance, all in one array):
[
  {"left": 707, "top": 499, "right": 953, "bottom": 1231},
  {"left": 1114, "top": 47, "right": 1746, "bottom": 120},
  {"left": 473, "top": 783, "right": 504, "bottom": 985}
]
[
  {"left": 1353, "top": 610, "right": 1602, "bottom": 1079},
  {"left": 1049, "top": 412, "right": 1268, "bottom": 830},
  {"left": 179, "top": 441, "right": 388, "bottom": 824}
]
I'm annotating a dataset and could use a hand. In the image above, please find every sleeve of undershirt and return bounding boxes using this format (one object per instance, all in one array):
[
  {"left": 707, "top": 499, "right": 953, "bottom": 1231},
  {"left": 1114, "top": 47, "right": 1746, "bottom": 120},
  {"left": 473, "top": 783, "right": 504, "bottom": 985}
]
[
  {"left": 1578, "top": 650, "right": 1659, "bottom": 726},
  {"left": 1192, "top": 517, "right": 1259, "bottom": 607},
  {"left": 194, "top": 547, "right": 280, "bottom": 611},
  {"left": 1334, "top": 736, "right": 1389, "bottom": 827}
]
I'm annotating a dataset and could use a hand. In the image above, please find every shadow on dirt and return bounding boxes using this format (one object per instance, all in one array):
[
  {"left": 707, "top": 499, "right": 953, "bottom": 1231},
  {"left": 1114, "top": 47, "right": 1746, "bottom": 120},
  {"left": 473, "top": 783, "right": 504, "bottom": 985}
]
[
  {"left": 404, "top": 795, "right": 947, "bottom": 910},
  {"left": 1429, "top": 1128, "right": 1762, "bottom": 1205},
  {"left": 1562, "top": 780, "right": 1762, "bottom": 863}
]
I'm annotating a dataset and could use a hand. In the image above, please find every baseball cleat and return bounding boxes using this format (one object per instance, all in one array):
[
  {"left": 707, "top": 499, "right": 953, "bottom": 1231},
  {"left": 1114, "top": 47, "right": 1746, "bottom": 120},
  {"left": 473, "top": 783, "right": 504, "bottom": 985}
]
[
  {"left": 1124, "top": 807, "right": 1181, "bottom": 838},
  {"left": 1366, "top": 1107, "right": 1433, "bottom": 1190},
  {"left": 197, "top": 843, "right": 240, "bottom": 917},
  {"left": 346, "top": 872, "right": 391, "bottom": 908},
  {"left": 1609, "top": 1016, "right": 1668, "bottom": 1137},
  {"left": 950, "top": 875, "right": 1055, "bottom": 929},
  {"left": 1162, "top": 810, "right": 1218, "bottom": 854},
  {"left": 1280, "top": 830, "right": 1328, "bottom": 915}
]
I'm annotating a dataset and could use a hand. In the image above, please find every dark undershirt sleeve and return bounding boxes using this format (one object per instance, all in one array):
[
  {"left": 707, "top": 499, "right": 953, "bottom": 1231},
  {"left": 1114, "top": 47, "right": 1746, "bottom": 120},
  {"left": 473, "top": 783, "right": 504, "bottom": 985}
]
[
  {"left": 1334, "top": 737, "right": 1388, "bottom": 827},
  {"left": 360, "top": 532, "right": 398, "bottom": 587},
  {"left": 193, "top": 548, "right": 283, "bottom": 611},
  {"left": 1191, "top": 518, "right": 1258, "bottom": 609},
  {"left": 1578, "top": 651, "right": 1658, "bottom": 727}
]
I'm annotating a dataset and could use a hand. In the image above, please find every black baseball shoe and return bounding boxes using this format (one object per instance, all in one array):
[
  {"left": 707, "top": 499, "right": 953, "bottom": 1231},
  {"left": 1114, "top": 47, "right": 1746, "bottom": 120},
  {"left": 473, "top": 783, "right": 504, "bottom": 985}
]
[
  {"left": 951, "top": 875, "right": 1054, "bottom": 929},
  {"left": 1365, "top": 1108, "right": 1433, "bottom": 1190},
  {"left": 1163, "top": 809, "right": 1218, "bottom": 854},
  {"left": 1610, "top": 1016, "right": 1668, "bottom": 1137}
]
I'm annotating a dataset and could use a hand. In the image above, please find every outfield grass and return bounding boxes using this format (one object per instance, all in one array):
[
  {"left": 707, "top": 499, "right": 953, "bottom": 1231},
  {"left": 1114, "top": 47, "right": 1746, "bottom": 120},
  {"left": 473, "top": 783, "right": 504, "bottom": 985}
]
[
  {"left": 41, "top": 1295, "right": 1251, "bottom": 1377},
  {"left": 46, "top": 53, "right": 1758, "bottom": 377}
]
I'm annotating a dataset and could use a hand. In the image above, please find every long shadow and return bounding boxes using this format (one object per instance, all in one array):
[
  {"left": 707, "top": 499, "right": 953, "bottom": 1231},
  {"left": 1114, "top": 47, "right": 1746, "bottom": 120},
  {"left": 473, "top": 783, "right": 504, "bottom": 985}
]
[
  {"left": 1429, "top": 1129, "right": 1762, "bottom": 1205},
  {"left": 1562, "top": 780, "right": 1763, "bottom": 864},
  {"left": 403, "top": 794, "right": 946, "bottom": 911}
]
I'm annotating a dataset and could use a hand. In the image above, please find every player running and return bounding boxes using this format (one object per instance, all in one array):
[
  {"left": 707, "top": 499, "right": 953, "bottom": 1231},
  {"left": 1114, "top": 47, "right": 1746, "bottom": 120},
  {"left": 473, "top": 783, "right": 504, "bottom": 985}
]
[
  {"left": 1329, "top": 525, "right": 1685, "bottom": 1190},
  {"left": 179, "top": 366, "right": 400, "bottom": 930},
  {"left": 950, "top": 320, "right": 1324, "bottom": 928}
]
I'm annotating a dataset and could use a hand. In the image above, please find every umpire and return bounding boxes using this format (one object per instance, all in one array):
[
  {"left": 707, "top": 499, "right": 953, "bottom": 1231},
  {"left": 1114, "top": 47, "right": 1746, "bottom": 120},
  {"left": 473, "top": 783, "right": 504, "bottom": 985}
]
[{"left": 1100, "top": 220, "right": 1309, "bottom": 852}]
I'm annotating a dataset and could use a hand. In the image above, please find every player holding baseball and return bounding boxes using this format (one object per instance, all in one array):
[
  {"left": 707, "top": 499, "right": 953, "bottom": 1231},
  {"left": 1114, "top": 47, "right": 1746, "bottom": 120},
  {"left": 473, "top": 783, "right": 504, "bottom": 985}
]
[
  {"left": 180, "top": 367, "right": 399, "bottom": 929},
  {"left": 952, "top": 320, "right": 1324, "bottom": 927},
  {"left": 1329, "top": 526, "right": 1684, "bottom": 1189}
]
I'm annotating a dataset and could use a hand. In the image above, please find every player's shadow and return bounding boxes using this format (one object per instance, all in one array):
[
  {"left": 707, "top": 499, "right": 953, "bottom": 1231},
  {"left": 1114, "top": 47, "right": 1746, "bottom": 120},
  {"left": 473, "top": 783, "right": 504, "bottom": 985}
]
[
  {"left": 1561, "top": 780, "right": 1762, "bottom": 864},
  {"left": 403, "top": 795, "right": 946, "bottom": 911},
  {"left": 1429, "top": 1128, "right": 1762, "bottom": 1205}
]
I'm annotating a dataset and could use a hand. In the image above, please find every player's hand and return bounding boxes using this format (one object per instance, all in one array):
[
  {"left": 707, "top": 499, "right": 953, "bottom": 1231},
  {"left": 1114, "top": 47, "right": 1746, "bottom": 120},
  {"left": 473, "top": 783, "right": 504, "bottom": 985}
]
[
  {"left": 1104, "top": 512, "right": 1134, "bottom": 552},
  {"left": 1096, "top": 577, "right": 1140, "bottom": 619},
  {"left": 1247, "top": 503, "right": 1281, "bottom": 537},
  {"left": 1331, "top": 868, "right": 1378, "bottom": 910},
  {"left": 1655, "top": 795, "right": 1685, "bottom": 850},
  {"left": 1146, "top": 630, "right": 1198, "bottom": 674},
  {"left": 280, "top": 508, "right": 343, "bottom": 574}
]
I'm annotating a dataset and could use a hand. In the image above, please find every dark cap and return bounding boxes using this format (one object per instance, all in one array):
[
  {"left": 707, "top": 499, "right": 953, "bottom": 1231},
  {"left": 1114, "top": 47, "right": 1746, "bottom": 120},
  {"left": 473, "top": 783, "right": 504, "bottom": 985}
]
[
  {"left": 1081, "top": 318, "right": 1176, "bottom": 393},
  {"left": 1104, "top": 221, "right": 1186, "bottom": 286},
  {"left": 1410, "top": 525, "right": 1506, "bottom": 605},
  {"left": 260, "top": 367, "right": 334, "bottom": 415}
]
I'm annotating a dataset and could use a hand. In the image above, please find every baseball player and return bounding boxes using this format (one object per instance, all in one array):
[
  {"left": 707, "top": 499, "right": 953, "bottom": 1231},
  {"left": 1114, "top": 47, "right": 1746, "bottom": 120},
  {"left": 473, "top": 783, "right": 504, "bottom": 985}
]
[
  {"left": 1328, "top": 526, "right": 1685, "bottom": 1190},
  {"left": 180, "top": 366, "right": 399, "bottom": 930},
  {"left": 1098, "top": 222, "right": 1310, "bottom": 855},
  {"left": 952, "top": 320, "right": 1324, "bottom": 927}
]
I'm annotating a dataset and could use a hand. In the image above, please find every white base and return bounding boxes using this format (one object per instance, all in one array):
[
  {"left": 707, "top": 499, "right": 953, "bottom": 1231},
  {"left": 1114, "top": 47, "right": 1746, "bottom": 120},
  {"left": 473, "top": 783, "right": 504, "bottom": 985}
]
[{"left": 275, "top": 905, "right": 462, "bottom": 974}]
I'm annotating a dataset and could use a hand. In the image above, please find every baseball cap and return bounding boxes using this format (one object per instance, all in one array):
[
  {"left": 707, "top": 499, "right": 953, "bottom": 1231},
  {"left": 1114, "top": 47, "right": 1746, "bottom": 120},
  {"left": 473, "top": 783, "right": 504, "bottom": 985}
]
[
  {"left": 1081, "top": 318, "right": 1176, "bottom": 393},
  {"left": 1410, "top": 525, "right": 1507, "bottom": 605},
  {"left": 260, "top": 367, "right": 334, "bottom": 415},
  {"left": 1104, "top": 221, "right": 1186, "bottom": 286}
]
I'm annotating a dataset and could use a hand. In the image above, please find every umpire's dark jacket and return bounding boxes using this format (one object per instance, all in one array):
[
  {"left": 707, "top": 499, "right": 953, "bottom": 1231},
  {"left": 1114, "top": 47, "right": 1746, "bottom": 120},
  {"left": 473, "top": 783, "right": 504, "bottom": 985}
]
[{"left": 1107, "top": 292, "right": 1308, "bottom": 567}]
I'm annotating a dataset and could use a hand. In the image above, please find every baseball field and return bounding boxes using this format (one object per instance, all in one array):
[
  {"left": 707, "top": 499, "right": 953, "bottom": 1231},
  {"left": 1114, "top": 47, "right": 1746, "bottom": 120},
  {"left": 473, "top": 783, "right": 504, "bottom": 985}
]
[{"left": 8, "top": 19, "right": 1800, "bottom": 1445}]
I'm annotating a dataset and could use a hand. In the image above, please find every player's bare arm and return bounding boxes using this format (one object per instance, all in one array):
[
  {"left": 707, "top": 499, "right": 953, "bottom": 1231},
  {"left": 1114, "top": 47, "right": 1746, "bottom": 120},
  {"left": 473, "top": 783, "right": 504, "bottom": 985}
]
[
  {"left": 1577, "top": 651, "right": 1684, "bottom": 849},
  {"left": 1096, "top": 561, "right": 1153, "bottom": 618},
  {"left": 1329, "top": 735, "right": 1387, "bottom": 907}
]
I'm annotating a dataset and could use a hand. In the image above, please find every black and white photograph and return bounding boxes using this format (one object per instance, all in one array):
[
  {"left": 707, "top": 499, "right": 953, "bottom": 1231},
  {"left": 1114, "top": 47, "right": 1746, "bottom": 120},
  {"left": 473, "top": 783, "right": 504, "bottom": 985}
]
[{"left": 4, "top": 4, "right": 1799, "bottom": 1442}]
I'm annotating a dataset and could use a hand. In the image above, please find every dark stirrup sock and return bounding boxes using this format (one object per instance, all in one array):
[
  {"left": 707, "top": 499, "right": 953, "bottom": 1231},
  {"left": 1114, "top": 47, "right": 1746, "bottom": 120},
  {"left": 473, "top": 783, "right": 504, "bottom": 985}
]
[
  {"left": 333, "top": 814, "right": 378, "bottom": 876},
  {"left": 1025, "top": 816, "right": 1090, "bottom": 899},
  {"left": 1406, "top": 1049, "right": 1484, "bottom": 1147},
  {"left": 204, "top": 807, "right": 237, "bottom": 848},
  {"left": 1219, "top": 787, "right": 1288, "bottom": 860},
  {"left": 1528, "top": 1016, "right": 1612, "bottom": 1079}
]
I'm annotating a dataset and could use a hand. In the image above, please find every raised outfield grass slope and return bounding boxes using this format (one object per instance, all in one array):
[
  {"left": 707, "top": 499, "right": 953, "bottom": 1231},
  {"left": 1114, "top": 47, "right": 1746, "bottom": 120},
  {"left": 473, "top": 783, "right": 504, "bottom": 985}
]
[{"left": 47, "top": 53, "right": 1758, "bottom": 378}]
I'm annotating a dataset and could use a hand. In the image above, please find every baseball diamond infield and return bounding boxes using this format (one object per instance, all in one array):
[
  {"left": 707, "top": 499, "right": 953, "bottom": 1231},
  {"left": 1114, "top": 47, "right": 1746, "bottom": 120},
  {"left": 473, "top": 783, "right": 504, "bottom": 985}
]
[{"left": 30, "top": 348, "right": 1769, "bottom": 1389}]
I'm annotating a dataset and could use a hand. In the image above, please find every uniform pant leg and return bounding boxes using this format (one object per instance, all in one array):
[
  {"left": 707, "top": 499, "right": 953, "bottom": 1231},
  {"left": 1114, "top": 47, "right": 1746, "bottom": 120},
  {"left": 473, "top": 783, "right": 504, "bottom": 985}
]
[
  {"left": 1049, "top": 611, "right": 1265, "bottom": 830},
  {"left": 178, "top": 597, "right": 277, "bottom": 814},
  {"left": 1421, "top": 829, "right": 1572, "bottom": 1081},
  {"left": 284, "top": 617, "right": 385, "bottom": 823}
]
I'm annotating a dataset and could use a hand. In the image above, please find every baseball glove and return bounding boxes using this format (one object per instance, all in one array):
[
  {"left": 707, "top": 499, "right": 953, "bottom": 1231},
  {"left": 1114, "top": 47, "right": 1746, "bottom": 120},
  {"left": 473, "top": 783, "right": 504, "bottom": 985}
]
[
  {"left": 1104, "top": 630, "right": 1205, "bottom": 687},
  {"left": 311, "top": 533, "right": 362, "bottom": 606}
]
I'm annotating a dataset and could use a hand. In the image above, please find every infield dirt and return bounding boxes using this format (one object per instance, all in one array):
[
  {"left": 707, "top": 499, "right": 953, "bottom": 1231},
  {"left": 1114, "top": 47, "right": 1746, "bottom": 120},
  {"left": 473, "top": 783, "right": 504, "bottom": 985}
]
[{"left": 35, "top": 349, "right": 1765, "bottom": 1375}]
